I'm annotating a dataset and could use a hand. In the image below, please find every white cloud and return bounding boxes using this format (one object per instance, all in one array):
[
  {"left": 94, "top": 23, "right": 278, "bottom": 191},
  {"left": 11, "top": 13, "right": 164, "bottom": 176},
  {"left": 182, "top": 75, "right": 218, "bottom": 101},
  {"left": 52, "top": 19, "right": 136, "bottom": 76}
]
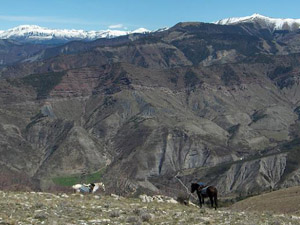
[
  {"left": 0, "top": 15, "right": 102, "bottom": 26},
  {"left": 0, "top": 15, "right": 144, "bottom": 31},
  {"left": 108, "top": 24, "right": 123, "bottom": 29}
]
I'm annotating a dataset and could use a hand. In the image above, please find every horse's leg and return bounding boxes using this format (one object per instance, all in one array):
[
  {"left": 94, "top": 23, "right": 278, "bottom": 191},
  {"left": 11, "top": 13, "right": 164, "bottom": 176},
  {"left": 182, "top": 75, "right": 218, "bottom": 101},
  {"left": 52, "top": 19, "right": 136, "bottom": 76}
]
[
  {"left": 197, "top": 192, "right": 202, "bottom": 208},
  {"left": 200, "top": 195, "right": 204, "bottom": 208},
  {"left": 209, "top": 196, "right": 213, "bottom": 208},
  {"left": 214, "top": 193, "right": 218, "bottom": 210}
]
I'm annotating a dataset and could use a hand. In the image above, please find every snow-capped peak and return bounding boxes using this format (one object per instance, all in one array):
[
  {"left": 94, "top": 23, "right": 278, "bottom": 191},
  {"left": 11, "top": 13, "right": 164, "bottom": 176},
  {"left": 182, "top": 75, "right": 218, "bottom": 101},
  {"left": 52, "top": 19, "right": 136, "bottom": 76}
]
[
  {"left": 132, "top": 28, "right": 150, "bottom": 33},
  {"left": 215, "top": 14, "right": 300, "bottom": 31},
  {"left": 154, "top": 27, "right": 169, "bottom": 32},
  {"left": 215, "top": 13, "right": 266, "bottom": 25},
  {"left": 0, "top": 25, "right": 151, "bottom": 43}
]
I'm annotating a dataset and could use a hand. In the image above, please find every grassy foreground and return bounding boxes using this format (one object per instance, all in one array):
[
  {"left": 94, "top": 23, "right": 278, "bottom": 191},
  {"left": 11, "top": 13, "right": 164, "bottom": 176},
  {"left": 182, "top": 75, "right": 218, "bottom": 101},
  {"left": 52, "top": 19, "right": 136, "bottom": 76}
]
[{"left": 1, "top": 190, "right": 300, "bottom": 224}]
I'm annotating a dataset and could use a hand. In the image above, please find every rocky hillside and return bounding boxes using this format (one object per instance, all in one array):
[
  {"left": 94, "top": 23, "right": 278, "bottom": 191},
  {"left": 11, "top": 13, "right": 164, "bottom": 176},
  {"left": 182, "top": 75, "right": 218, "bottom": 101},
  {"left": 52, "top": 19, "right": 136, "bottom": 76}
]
[
  {"left": 231, "top": 185, "right": 300, "bottom": 214},
  {"left": 1, "top": 20, "right": 300, "bottom": 197},
  {"left": 0, "top": 39, "right": 48, "bottom": 66},
  {"left": 0, "top": 190, "right": 299, "bottom": 224}
]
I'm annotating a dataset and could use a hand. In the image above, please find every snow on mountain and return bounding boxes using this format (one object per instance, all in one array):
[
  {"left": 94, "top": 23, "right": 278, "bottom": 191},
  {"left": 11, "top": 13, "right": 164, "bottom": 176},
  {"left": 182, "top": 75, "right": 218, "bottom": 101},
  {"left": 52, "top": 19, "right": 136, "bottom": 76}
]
[
  {"left": 215, "top": 14, "right": 300, "bottom": 31},
  {"left": 154, "top": 27, "right": 169, "bottom": 32},
  {"left": 0, "top": 25, "right": 151, "bottom": 43},
  {"left": 132, "top": 28, "right": 150, "bottom": 34}
]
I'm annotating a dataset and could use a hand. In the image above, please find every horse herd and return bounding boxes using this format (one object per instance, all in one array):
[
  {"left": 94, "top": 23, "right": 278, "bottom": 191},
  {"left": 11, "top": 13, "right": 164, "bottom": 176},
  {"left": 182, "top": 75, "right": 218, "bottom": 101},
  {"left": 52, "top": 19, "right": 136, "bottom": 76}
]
[{"left": 72, "top": 181, "right": 218, "bottom": 209}]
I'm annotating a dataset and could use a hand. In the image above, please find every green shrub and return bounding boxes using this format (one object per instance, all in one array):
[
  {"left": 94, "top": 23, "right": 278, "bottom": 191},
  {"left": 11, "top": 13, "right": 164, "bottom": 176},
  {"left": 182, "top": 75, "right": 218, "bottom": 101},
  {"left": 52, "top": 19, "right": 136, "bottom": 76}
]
[
  {"left": 52, "top": 168, "right": 106, "bottom": 186},
  {"left": 176, "top": 193, "right": 189, "bottom": 205},
  {"left": 22, "top": 71, "right": 65, "bottom": 99}
]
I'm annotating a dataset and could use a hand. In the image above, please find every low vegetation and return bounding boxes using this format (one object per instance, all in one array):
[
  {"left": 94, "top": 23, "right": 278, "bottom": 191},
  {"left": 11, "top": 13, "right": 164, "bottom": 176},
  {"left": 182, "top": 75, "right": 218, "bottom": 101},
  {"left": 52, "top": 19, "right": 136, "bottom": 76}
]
[
  {"left": 231, "top": 186, "right": 300, "bottom": 216},
  {"left": 52, "top": 169, "right": 106, "bottom": 187},
  {"left": 0, "top": 190, "right": 300, "bottom": 224},
  {"left": 22, "top": 71, "right": 65, "bottom": 99}
]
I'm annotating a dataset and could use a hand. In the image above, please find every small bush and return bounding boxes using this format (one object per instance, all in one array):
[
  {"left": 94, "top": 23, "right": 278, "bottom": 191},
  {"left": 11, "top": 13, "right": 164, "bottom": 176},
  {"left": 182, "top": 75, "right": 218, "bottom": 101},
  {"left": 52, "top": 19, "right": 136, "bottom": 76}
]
[
  {"left": 34, "top": 212, "right": 47, "bottom": 221},
  {"left": 177, "top": 193, "right": 189, "bottom": 205},
  {"left": 109, "top": 210, "right": 120, "bottom": 218},
  {"left": 140, "top": 212, "right": 152, "bottom": 222},
  {"left": 133, "top": 208, "right": 142, "bottom": 215},
  {"left": 251, "top": 110, "right": 267, "bottom": 123},
  {"left": 34, "top": 203, "right": 44, "bottom": 209},
  {"left": 127, "top": 216, "right": 140, "bottom": 223}
]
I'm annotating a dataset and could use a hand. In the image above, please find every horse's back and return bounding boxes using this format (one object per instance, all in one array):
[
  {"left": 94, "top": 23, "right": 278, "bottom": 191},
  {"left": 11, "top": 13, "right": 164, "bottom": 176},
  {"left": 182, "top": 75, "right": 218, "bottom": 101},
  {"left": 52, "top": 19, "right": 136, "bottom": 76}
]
[
  {"left": 207, "top": 186, "right": 218, "bottom": 196},
  {"left": 200, "top": 186, "right": 208, "bottom": 195}
]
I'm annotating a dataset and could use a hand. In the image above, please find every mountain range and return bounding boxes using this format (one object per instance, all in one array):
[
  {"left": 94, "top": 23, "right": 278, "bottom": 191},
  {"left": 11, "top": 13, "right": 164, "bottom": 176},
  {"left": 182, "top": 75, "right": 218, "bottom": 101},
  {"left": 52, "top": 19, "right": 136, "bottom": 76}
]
[
  {"left": 0, "top": 25, "right": 151, "bottom": 44},
  {"left": 215, "top": 13, "right": 300, "bottom": 31},
  {"left": 1, "top": 14, "right": 300, "bottom": 198},
  {"left": 1, "top": 14, "right": 300, "bottom": 44}
]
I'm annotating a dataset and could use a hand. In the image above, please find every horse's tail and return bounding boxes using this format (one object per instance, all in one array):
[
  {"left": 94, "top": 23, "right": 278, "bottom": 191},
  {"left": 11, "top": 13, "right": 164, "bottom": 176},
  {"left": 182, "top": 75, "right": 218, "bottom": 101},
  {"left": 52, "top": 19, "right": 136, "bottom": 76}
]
[{"left": 214, "top": 191, "right": 218, "bottom": 210}]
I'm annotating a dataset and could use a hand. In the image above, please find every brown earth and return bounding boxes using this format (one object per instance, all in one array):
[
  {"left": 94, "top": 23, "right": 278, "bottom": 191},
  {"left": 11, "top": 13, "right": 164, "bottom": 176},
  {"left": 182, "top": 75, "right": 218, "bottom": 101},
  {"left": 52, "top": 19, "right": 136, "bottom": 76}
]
[{"left": 231, "top": 185, "right": 300, "bottom": 215}]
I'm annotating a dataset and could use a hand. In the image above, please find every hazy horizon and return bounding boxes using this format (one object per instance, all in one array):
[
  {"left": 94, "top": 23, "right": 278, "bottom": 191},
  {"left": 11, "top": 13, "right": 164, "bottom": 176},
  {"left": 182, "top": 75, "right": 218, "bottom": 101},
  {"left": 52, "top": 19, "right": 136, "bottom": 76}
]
[{"left": 0, "top": 0, "right": 300, "bottom": 31}]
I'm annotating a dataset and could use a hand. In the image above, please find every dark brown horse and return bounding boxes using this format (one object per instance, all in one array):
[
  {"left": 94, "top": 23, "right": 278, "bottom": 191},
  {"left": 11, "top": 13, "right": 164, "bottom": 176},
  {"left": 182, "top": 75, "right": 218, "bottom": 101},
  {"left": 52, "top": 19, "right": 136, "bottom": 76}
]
[{"left": 191, "top": 183, "right": 218, "bottom": 210}]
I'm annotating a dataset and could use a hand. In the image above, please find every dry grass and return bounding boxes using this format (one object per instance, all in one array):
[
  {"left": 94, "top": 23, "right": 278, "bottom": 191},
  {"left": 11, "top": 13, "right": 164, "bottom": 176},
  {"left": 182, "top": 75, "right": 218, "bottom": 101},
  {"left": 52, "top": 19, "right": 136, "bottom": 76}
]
[
  {"left": 0, "top": 190, "right": 299, "bottom": 224},
  {"left": 231, "top": 186, "right": 300, "bottom": 215}
]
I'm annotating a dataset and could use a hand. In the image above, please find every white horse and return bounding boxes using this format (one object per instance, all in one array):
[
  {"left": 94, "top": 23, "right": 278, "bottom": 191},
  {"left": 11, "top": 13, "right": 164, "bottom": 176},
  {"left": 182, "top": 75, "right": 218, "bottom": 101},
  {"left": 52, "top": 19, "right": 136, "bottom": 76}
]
[
  {"left": 72, "top": 183, "right": 91, "bottom": 193},
  {"left": 72, "top": 182, "right": 105, "bottom": 193}
]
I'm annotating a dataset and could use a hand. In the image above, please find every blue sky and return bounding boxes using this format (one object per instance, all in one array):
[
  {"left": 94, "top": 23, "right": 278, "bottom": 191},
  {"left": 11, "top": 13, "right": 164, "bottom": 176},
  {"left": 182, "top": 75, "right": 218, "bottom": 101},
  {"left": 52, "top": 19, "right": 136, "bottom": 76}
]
[{"left": 0, "top": 0, "right": 300, "bottom": 30}]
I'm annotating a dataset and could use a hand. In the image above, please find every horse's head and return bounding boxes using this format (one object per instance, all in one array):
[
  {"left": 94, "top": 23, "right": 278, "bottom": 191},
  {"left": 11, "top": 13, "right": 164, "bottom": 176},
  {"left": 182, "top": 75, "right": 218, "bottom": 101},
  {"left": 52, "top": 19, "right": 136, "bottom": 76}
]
[
  {"left": 92, "top": 182, "right": 105, "bottom": 193},
  {"left": 99, "top": 182, "right": 105, "bottom": 192},
  {"left": 191, "top": 183, "right": 199, "bottom": 193}
]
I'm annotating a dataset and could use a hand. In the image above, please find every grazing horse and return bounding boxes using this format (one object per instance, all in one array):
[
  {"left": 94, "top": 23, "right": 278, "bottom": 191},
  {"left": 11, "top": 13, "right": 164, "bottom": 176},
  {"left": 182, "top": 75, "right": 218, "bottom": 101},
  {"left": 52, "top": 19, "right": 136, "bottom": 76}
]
[
  {"left": 191, "top": 183, "right": 218, "bottom": 210},
  {"left": 72, "top": 182, "right": 105, "bottom": 193},
  {"left": 72, "top": 183, "right": 94, "bottom": 193}
]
